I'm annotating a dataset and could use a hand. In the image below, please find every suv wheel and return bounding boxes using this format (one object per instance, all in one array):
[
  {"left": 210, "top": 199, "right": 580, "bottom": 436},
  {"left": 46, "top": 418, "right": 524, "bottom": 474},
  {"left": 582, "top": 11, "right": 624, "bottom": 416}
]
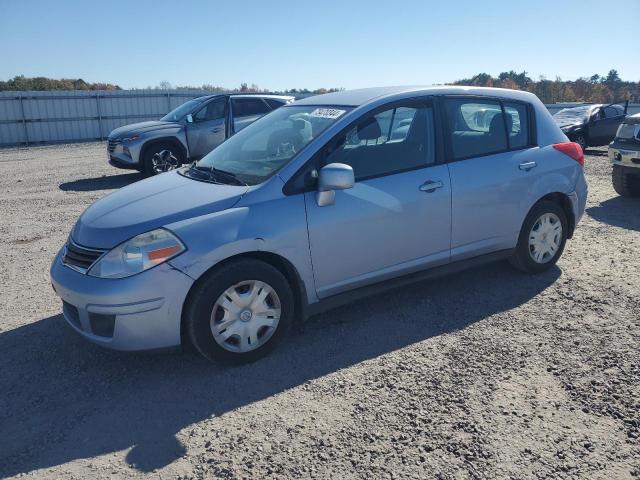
[
  {"left": 509, "top": 200, "right": 568, "bottom": 273},
  {"left": 142, "top": 143, "right": 184, "bottom": 176},
  {"left": 612, "top": 165, "right": 640, "bottom": 197},
  {"left": 185, "top": 259, "right": 294, "bottom": 363}
]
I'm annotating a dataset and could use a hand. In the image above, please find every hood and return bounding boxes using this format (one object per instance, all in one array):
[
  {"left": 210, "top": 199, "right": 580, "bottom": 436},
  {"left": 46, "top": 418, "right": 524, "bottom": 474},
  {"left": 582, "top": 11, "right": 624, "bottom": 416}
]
[
  {"left": 109, "top": 121, "right": 178, "bottom": 138},
  {"left": 72, "top": 171, "right": 248, "bottom": 248},
  {"left": 553, "top": 117, "right": 586, "bottom": 129}
]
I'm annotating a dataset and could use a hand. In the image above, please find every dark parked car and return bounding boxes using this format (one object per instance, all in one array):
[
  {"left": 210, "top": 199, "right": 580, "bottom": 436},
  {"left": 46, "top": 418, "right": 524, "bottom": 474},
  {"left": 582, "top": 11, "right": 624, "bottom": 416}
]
[
  {"left": 553, "top": 102, "right": 628, "bottom": 151},
  {"left": 107, "top": 93, "right": 294, "bottom": 176}
]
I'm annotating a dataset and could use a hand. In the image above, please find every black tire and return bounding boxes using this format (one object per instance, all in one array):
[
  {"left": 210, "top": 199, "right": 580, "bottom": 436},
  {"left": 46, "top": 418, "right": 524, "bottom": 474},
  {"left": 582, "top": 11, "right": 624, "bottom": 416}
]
[
  {"left": 509, "top": 200, "right": 568, "bottom": 274},
  {"left": 142, "top": 142, "right": 184, "bottom": 177},
  {"left": 612, "top": 165, "right": 640, "bottom": 197},
  {"left": 573, "top": 134, "right": 587, "bottom": 152},
  {"left": 184, "top": 259, "right": 294, "bottom": 363}
]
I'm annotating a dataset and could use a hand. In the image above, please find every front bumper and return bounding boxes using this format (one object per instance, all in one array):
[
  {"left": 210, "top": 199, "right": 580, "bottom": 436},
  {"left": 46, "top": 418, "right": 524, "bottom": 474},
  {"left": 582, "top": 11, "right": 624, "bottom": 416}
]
[
  {"left": 50, "top": 248, "right": 194, "bottom": 351},
  {"left": 609, "top": 144, "right": 640, "bottom": 170},
  {"left": 107, "top": 138, "right": 142, "bottom": 168}
]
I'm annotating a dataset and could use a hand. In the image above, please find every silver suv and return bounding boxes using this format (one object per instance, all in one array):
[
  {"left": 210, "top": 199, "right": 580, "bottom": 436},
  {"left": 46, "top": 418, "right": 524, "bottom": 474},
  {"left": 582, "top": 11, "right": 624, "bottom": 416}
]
[{"left": 107, "top": 94, "right": 293, "bottom": 176}]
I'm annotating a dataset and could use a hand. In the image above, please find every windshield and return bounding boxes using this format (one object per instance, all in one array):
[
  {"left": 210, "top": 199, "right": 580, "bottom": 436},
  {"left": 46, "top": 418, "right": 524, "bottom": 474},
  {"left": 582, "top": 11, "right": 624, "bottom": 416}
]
[
  {"left": 195, "top": 105, "right": 351, "bottom": 185},
  {"left": 161, "top": 98, "right": 204, "bottom": 122},
  {"left": 553, "top": 106, "right": 591, "bottom": 124}
]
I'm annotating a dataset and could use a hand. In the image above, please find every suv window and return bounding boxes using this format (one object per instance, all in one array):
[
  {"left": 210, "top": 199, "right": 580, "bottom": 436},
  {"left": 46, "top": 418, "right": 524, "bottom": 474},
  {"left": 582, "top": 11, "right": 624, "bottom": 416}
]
[
  {"left": 264, "top": 98, "right": 287, "bottom": 110},
  {"left": 194, "top": 97, "right": 226, "bottom": 122},
  {"left": 445, "top": 99, "right": 507, "bottom": 159},
  {"left": 324, "top": 103, "right": 435, "bottom": 180},
  {"left": 232, "top": 98, "right": 271, "bottom": 118}
]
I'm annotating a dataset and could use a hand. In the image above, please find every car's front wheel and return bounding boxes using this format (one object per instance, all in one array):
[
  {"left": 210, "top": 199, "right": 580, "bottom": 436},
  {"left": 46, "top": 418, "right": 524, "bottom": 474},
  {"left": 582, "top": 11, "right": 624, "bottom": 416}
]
[
  {"left": 142, "top": 143, "right": 184, "bottom": 176},
  {"left": 184, "top": 259, "right": 294, "bottom": 363},
  {"left": 573, "top": 134, "right": 587, "bottom": 152},
  {"left": 509, "top": 200, "right": 568, "bottom": 273}
]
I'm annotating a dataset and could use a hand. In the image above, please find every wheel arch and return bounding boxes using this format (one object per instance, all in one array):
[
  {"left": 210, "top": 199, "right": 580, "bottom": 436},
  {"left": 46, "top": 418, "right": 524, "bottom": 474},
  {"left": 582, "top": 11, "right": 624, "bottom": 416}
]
[
  {"left": 530, "top": 192, "right": 576, "bottom": 238},
  {"left": 180, "top": 250, "right": 309, "bottom": 349}
]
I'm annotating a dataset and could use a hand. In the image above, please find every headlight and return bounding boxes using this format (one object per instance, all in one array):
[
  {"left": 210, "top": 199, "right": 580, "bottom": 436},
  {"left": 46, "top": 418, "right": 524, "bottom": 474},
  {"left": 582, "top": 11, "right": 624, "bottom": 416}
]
[{"left": 88, "top": 228, "right": 185, "bottom": 279}]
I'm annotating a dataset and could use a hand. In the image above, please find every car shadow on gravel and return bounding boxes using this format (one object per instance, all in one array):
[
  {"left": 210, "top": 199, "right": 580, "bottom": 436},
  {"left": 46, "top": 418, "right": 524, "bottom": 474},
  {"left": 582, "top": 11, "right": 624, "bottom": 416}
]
[
  {"left": 584, "top": 149, "right": 607, "bottom": 157},
  {"left": 59, "top": 172, "right": 143, "bottom": 192},
  {"left": 0, "top": 262, "right": 560, "bottom": 476},
  {"left": 586, "top": 195, "right": 640, "bottom": 231}
]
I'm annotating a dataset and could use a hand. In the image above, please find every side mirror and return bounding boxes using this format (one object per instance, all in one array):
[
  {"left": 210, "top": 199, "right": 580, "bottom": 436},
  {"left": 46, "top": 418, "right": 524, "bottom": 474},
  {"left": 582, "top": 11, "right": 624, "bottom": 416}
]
[
  {"left": 316, "top": 163, "right": 354, "bottom": 207},
  {"left": 185, "top": 114, "right": 194, "bottom": 124}
]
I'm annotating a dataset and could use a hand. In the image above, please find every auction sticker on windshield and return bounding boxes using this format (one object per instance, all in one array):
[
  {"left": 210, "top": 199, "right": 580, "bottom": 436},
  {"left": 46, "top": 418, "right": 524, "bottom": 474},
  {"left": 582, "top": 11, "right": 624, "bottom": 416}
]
[{"left": 309, "top": 108, "right": 346, "bottom": 119}]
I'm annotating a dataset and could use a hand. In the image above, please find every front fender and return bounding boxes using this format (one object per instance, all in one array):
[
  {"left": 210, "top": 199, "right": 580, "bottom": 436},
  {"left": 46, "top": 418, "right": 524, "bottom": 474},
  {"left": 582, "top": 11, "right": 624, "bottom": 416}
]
[{"left": 166, "top": 194, "right": 318, "bottom": 305}]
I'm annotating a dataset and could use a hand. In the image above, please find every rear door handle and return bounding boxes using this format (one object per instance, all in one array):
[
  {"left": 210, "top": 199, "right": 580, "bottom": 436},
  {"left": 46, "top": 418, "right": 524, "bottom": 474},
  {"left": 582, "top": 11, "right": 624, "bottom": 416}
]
[
  {"left": 519, "top": 161, "right": 537, "bottom": 171},
  {"left": 419, "top": 180, "right": 444, "bottom": 193},
  {"left": 211, "top": 127, "right": 223, "bottom": 133}
]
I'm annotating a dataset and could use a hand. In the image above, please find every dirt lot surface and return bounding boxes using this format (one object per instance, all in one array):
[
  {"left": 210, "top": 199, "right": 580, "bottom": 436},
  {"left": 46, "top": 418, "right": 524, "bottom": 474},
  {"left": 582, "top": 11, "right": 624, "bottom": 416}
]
[{"left": 0, "top": 143, "right": 638, "bottom": 479}]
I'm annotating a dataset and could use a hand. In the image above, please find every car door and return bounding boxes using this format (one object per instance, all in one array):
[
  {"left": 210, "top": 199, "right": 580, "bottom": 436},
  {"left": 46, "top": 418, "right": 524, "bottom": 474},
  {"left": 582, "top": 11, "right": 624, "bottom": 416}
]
[
  {"left": 587, "top": 107, "right": 608, "bottom": 144},
  {"left": 602, "top": 106, "right": 624, "bottom": 142},
  {"left": 443, "top": 97, "right": 541, "bottom": 261},
  {"left": 185, "top": 97, "right": 227, "bottom": 158},
  {"left": 231, "top": 97, "right": 272, "bottom": 133},
  {"left": 304, "top": 99, "right": 451, "bottom": 298}
]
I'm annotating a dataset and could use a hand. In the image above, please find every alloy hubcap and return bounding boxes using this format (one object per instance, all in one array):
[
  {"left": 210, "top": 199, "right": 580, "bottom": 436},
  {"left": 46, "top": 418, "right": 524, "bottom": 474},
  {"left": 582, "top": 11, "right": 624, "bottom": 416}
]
[
  {"left": 151, "top": 149, "right": 179, "bottom": 174},
  {"left": 210, "top": 280, "right": 281, "bottom": 353},
  {"left": 528, "top": 212, "right": 562, "bottom": 264}
]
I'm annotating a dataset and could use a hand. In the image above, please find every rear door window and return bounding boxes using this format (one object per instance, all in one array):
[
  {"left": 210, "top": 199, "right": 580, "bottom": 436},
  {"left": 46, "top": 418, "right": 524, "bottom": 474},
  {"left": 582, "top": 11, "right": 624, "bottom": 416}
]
[
  {"left": 444, "top": 99, "right": 507, "bottom": 159},
  {"left": 232, "top": 98, "right": 271, "bottom": 118}
]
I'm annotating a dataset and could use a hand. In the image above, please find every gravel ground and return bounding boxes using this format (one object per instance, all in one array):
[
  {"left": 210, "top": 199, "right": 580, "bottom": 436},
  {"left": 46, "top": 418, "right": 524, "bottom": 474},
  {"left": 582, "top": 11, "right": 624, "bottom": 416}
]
[{"left": 0, "top": 142, "right": 638, "bottom": 480}]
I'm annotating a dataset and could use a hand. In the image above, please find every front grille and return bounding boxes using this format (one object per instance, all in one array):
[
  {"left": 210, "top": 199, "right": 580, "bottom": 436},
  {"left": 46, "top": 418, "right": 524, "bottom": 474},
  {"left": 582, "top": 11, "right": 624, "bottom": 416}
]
[
  {"left": 62, "top": 240, "right": 106, "bottom": 273},
  {"left": 62, "top": 301, "right": 81, "bottom": 329},
  {"left": 107, "top": 139, "right": 121, "bottom": 153}
]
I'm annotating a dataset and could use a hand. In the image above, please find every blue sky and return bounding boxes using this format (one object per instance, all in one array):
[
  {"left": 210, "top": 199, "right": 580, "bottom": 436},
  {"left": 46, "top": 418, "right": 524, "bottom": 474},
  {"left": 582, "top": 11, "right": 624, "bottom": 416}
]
[{"left": 1, "top": 0, "right": 638, "bottom": 90}]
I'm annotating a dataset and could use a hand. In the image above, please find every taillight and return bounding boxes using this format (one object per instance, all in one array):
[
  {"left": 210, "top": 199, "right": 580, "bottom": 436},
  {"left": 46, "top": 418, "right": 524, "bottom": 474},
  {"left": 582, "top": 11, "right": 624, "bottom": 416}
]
[{"left": 553, "top": 142, "right": 584, "bottom": 166}]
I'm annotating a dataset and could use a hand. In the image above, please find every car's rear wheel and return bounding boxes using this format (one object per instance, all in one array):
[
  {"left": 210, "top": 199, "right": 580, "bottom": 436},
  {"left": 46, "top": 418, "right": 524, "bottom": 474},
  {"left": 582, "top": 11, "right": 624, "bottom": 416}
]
[
  {"left": 509, "top": 200, "right": 568, "bottom": 273},
  {"left": 612, "top": 165, "right": 640, "bottom": 197},
  {"left": 184, "top": 259, "right": 294, "bottom": 363},
  {"left": 142, "top": 143, "right": 184, "bottom": 176}
]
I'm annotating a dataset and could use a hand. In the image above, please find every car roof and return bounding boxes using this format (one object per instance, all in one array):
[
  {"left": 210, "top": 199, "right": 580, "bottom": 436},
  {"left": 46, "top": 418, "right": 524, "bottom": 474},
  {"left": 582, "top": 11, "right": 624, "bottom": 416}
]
[
  {"left": 292, "top": 85, "right": 539, "bottom": 107},
  {"left": 196, "top": 93, "right": 293, "bottom": 101}
]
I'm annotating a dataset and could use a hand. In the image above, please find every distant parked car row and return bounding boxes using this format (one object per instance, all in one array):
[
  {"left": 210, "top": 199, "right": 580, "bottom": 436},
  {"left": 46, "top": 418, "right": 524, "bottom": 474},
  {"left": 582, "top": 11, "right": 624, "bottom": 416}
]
[{"left": 107, "top": 93, "right": 293, "bottom": 176}]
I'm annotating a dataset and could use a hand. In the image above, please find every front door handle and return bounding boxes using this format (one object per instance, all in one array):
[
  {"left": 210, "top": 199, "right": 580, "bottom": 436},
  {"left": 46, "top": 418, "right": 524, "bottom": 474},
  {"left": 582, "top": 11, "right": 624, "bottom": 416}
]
[
  {"left": 211, "top": 127, "right": 223, "bottom": 133},
  {"left": 419, "top": 180, "right": 444, "bottom": 193},
  {"left": 519, "top": 161, "right": 537, "bottom": 171}
]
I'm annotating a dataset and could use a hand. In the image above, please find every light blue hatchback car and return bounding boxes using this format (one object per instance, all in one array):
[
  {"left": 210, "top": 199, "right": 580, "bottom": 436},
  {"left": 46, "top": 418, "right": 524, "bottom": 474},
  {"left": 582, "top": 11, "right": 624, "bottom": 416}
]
[{"left": 51, "top": 86, "right": 588, "bottom": 362}]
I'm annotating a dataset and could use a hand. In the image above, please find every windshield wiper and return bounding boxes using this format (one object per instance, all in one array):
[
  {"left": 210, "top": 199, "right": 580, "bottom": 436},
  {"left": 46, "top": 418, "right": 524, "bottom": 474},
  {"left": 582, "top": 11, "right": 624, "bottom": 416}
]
[
  {"left": 185, "top": 163, "right": 248, "bottom": 186},
  {"left": 209, "top": 167, "right": 248, "bottom": 186}
]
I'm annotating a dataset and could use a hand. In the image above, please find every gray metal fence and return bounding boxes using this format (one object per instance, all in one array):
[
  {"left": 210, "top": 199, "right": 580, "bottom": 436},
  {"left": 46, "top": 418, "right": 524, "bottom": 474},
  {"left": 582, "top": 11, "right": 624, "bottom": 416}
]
[
  {"left": 1, "top": 90, "right": 639, "bottom": 147},
  {"left": 0, "top": 89, "right": 212, "bottom": 146}
]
